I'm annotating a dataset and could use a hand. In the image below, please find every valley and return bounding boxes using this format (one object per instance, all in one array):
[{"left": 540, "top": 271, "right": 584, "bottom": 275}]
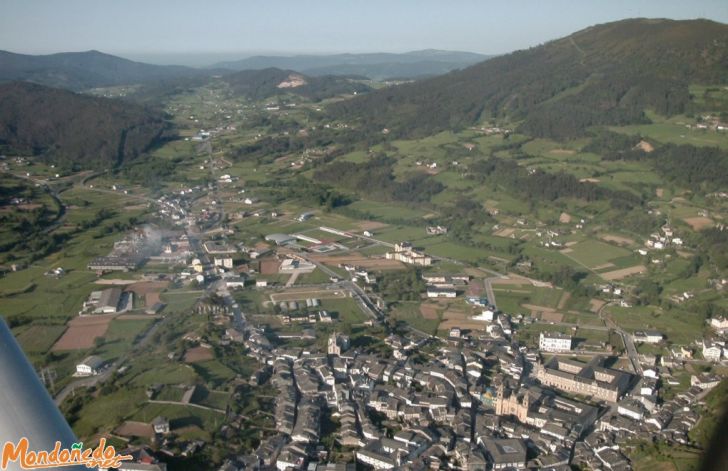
[{"left": 1, "top": 16, "right": 728, "bottom": 471}]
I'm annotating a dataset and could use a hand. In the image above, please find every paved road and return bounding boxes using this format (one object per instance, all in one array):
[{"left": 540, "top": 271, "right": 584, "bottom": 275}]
[
  {"left": 483, "top": 277, "right": 501, "bottom": 310},
  {"left": 598, "top": 301, "right": 642, "bottom": 375}
]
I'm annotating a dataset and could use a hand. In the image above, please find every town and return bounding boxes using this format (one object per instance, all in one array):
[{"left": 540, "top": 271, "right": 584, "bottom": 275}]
[{"left": 24, "top": 173, "right": 726, "bottom": 471}]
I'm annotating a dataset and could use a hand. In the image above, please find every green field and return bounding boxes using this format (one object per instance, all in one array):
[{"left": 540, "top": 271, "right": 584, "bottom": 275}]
[
  {"left": 492, "top": 285, "right": 564, "bottom": 313},
  {"left": 129, "top": 362, "right": 198, "bottom": 387},
  {"left": 14, "top": 324, "right": 67, "bottom": 353},
  {"left": 344, "top": 200, "right": 430, "bottom": 222},
  {"left": 190, "top": 359, "right": 237, "bottom": 388},
  {"left": 563, "top": 239, "right": 632, "bottom": 269},
  {"left": 605, "top": 305, "right": 706, "bottom": 345},
  {"left": 390, "top": 301, "right": 440, "bottom": 335},
  {"left": 95, "top": 318, "right": 154, "bottom": 361},
  {"left": 130, "top": 402, "right": 225, "bottom": 441},
  {"left": 295, "top": 268, "right": 331, "bottom": 285},
  {"left": 612, "top": 115, "right": 728, "bottom": 149},
  {"left": 320, "top": 297, "right": 369, "bottom": 328},
  {"left": 161, "top": 290, "right": 203, "bottom": 313},
  {"left": 191, "top": 386, "right": 231, "bottom": 410}
]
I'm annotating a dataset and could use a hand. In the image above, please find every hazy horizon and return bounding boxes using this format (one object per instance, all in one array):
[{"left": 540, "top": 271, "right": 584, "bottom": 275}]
[{"left": 2, "top": 0, "right": 728, "bottom": 66}]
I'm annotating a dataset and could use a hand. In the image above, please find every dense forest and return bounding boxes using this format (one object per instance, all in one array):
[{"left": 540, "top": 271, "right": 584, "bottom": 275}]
[
  {"left": 0, "top": 82, "right": 170, "bottom": 169},
  {"left": 313, "top": 154, "right": 445, "bottom": 204},
  {"left": 587, "top": 130, "right": 728, "bottom": 190},
  {"left": 467, "top": 156, "right": 643, "bottom": 209}
]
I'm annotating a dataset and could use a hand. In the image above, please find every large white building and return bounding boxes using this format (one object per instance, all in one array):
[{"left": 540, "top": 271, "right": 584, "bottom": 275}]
[
  {"left": 539, "top": 332, "right": 572, "bottom": 353},
  {"left": 702, "top": 340, "right": 723, "bottom": 362},
  {"left": 710, "top": 317, "right": 728, "bottom": 333},
  {"left": 75, "top": 355, "right": 104, "bottom": 376},
  {"left": 385, "top": 242, "right": 432, "bottom": 266},
  {"left": 213, "top": 257, "right": 233, "bottom": 269},
  {"left": 426, "top": 286, "right": 457, "bottom": 298},
  {"left": 633, "top": 330, "right": 663, "bottom": 344}
]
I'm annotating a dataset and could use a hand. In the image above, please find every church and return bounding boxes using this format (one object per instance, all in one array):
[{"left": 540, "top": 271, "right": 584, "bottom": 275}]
[
  {"left": 327, "top": 331, "right": 350, "bottom": 356},
  {"left": 494, "top": 381, "right": 599, "bottom": 436}
]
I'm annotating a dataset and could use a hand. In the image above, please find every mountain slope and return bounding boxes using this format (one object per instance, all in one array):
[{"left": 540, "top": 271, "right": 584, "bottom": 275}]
[
  {"left": 0, "top": 82, "right": 169, "bottom": 168},
  {"left": 0, "top": 50, "right": 216, "bottom": 91},
  {"left": 222, "top": 68, "right": 371, "bottom": 101},
  {"left": 329, "top": 19, "right": 728, "bottom": 139},
  {"left": 213, "top": 50, "right": 491, "bottom": 80}
]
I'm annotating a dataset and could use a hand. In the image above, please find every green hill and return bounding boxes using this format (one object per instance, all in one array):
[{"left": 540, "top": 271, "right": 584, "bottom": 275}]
[
  {"left": 330, "top": 18, "right": 728, "bottom": 140},
  {"left": 0, "top": 49, "right": 217, "bottom": 91},
  {"left": 0, "top": 82, "right": 169, "bottom": 169},
  {"left": 222, "top": 68, "right": 371, "bottom": 101}
]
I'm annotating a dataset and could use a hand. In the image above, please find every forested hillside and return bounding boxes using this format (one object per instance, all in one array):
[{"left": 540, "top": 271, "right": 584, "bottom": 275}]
[
  {"left": 0, "top": 82, "right": 169, "bottom": 169},
  {"left": 0, "top": 49, "right": 216, "bottom": 91},
  {"left": 330, "top": 19, "right": 728, "bottom": 140}
]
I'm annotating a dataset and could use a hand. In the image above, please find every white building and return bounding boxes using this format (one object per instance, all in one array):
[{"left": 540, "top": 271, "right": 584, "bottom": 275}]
[
  {"left": 702, "top": 341, "right": 723, "bottom": 362},
  {"left": 426, "top": 286, "right": 457, "bottom": 298},
  {"left": 355, "top": 448, "right": 397, "bottom": 470},
  {"left": 617, "top": 400, "right": 645, "bottom": 421},
  {"left": 385, "top": 242, "right": 432, "bottom": 266},
  {"left": 476, "top": 309, "right": 495, "bottom": 322},
  {"left": 710, "top": 317, "right": 728, "bottom": 333},
  {"left": 76, "top": 355, "right": 104, "bottom": 376},
  {"left": 633, "top": 330, "right": 663, "bottom": 344},
  {"left": 151, "top": 416, "right": 170, "bottom": 434},
  {"left": 539, "top": 332, "right": 572, "bottom": 352},
  {"left": 214, "top": 257, "right": 233, "bottom": 269}
]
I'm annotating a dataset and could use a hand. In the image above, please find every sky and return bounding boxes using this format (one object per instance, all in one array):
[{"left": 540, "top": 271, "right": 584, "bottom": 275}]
[{"left": 1, "top": 0, "right": 727, "bottom": 65}]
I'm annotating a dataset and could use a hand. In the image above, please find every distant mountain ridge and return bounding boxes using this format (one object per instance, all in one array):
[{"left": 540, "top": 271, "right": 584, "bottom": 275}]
[
  {"left": 0, "top": 81, "right": 169, "bottom": 168},
  {"left": 0, "top": 50, "right": 218, "bottom": 91},
  {"left": 213, "top": 49, "right": 491, "bottom": 80},
  {"left": 329, "top": 18, "right": 728, "bottom": 139}
]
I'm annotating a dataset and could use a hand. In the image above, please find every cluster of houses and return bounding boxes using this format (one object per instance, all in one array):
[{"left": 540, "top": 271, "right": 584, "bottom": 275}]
[
  {"left": 643, "top": 225, "right": 683, "bottom": 251},
  {"left": 689, "top": 115, "right": 728, "bottom": 132},
  {"left": 203, "top": 307, "right": 719, "bottom": 471},
  {"left": 156, "top": 188, "right": 200, "bottom": 224}
]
